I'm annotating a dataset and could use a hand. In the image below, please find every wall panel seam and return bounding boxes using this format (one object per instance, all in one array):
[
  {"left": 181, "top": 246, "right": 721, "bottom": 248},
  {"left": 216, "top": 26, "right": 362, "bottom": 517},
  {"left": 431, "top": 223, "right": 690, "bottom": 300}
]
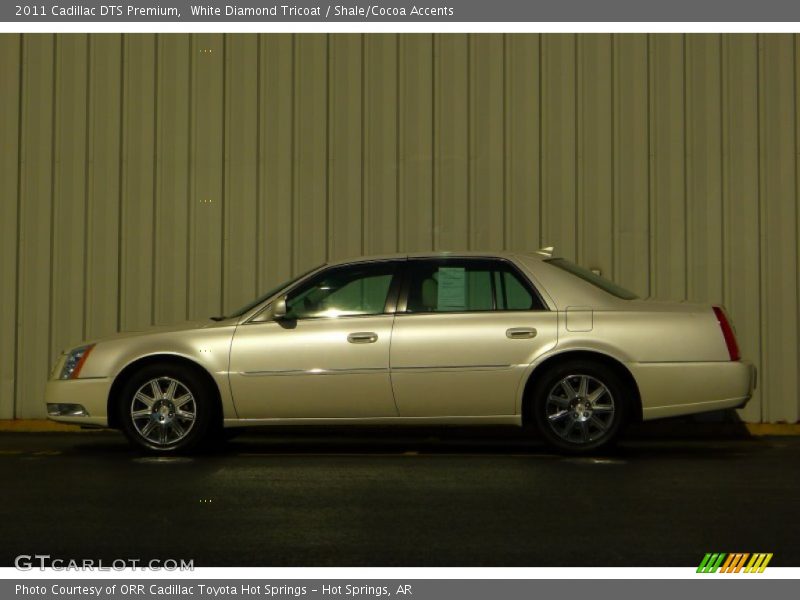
[
  {"left": 682, "top": 34, "right": 689, "bottom": 300},
  {"left": 47, "top": 34, "right": 57, "bottom": 374},
  {"left": 718, "top": 34, "right": 726, "bottom": 307},
  {"left": 574, "top": 34, "right": 581, "bottom": 264},
  {"left": 184, "top": 33, "right": 193, "bottom": 321},
  {"left": 221, "top": 33, "right": 227, "bottom": 314},
  {"left": 755, "top": 33, "right": 766, "bottom": 423},
  {"left": 794, "top": 32, "right": 800, "bottom": 421},
  {"left": 466, "top": 34, "right": 472, "bottom": 250},
  {"left": 646, "top": 33, "right": 654, "bottom": 298},
  {"left": 254, "top": 34, "right": 261, "bottom": 292},
  {"left": 151, "top": 34, "right": 159, "bottom": 326},
  {"left": 81, "top": 35, "right": 91, "bottom": 341},
  {"left": 612, "top": 33, "right": 618, "bottom": 281},
  {"left": 537, "top": 34, "right": 543, "bottom": 247},
  {"left": 505, "top": 34, "right": 510, "bottom": 251},
  {"left": 325, "top": 33, "right": 331, "bottom": 263},
  {"left": 430, "top": 33, "right": 435, "bottom": 250},
  {"left": 360, "top": 34, "right": 366, "bottom": 256},
  {"left": 116, "top": 35, "right": 125, "bottom": 333},
  {"left": 12, "top": 33, "right": 25, "bottom": 419}
]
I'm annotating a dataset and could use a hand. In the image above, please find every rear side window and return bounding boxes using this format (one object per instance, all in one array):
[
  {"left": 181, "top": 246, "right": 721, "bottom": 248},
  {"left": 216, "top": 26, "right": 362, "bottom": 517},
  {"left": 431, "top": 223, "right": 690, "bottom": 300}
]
[
  {"left": 546, "top": 258, "right": 638, "bottom": 300},
  {"left": 404, "top": 259, "right": 546, "bottom": 313},
  {"left": 494, "top": 270, "right": 536, "bottom": 310}
]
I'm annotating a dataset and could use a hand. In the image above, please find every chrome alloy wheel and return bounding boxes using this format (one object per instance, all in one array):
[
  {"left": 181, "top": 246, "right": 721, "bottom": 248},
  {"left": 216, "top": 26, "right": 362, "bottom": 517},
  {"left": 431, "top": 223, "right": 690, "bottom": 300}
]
[
  {"left": 545, "top": 374, "right": 615, "bottom": 444},
  {"left": 130, "top": 377, "right": 196, "bottom": 446}
]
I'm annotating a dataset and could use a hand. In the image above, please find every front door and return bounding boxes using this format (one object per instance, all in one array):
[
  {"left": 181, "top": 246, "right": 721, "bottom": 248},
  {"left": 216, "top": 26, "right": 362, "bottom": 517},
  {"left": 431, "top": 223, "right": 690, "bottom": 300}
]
[
  {"left": 229, "top": 260, "right": 402, "bottom": 419},
  {"left": 390, "top": 258, "right": 557, "bottom": 417}
]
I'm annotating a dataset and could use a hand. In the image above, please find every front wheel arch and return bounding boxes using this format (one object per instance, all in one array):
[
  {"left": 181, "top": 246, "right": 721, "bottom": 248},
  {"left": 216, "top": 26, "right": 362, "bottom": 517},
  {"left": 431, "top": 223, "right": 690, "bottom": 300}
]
[
  {"left": 107, "top": 355, "right": 223, "bottom": 431},
  {"left": 521, "top": 350, "right": 642, "bottom": 427}
]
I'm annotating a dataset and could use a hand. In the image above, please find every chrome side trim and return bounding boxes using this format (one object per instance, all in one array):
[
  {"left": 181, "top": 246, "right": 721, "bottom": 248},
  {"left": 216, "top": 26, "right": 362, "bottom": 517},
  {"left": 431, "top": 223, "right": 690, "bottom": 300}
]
[
  {"left": 223, "top": 415, "right": 522, "bottom": 427},
  {"left": 391, "top": 364, "right": 514, "bottom": 372},
  {"left": 241, "top": 364, "right": 517, "bottom": 376},
  {"left": 240, "top": 367, "right": 390, "bottom": 377}
]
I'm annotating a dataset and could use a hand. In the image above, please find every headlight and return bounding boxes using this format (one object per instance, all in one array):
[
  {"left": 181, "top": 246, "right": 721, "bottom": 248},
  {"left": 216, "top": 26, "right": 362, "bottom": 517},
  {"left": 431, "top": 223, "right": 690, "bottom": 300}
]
[{"left": 59, "top": 344, "right": 95, "bottom": 380}]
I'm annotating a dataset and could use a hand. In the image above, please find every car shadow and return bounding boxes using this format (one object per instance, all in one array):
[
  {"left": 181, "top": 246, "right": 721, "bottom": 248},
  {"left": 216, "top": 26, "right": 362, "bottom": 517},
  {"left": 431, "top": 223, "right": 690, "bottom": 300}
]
[{"left": 0, "top": 415, "right": 768, "bottom": 461}]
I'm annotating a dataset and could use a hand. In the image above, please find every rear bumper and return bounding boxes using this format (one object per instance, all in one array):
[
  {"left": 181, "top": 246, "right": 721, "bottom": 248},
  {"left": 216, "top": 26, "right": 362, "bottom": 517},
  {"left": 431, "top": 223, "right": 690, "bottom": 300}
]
[
  {"left": 631, "top": 360, "right": 756, "bottom": 421},
  {"left": 44, "top": 378, "right": 111, "bottom": 427}
]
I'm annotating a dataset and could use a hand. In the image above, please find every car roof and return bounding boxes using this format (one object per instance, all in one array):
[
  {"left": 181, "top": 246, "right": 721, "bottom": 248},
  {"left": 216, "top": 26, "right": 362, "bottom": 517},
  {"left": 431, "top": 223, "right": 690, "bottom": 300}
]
[{"left": 324, "top": 249, "right": 552, "bottom": 267}]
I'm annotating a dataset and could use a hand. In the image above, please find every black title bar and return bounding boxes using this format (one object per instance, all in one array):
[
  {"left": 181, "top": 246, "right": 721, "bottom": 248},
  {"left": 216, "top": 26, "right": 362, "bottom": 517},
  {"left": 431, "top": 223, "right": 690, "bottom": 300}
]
[{"left": 6, "top": 0, "right": 800, "bottom": 22}]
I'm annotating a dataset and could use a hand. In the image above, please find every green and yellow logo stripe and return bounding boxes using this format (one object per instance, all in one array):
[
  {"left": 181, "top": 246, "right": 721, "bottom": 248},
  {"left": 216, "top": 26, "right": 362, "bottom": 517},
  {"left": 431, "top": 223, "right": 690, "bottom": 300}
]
[{"left": 697, "top": 553, "right": 773, "bottom": 573}]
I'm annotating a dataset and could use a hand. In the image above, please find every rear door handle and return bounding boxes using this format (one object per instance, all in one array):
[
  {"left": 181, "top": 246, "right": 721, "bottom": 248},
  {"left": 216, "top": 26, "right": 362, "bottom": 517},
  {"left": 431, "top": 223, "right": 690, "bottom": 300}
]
[
  {"left": 506, "top": 327, "right": 537, "bottom": 339},
  {"left": 347, "top": 332, "right": 378, "bottom": 344}
]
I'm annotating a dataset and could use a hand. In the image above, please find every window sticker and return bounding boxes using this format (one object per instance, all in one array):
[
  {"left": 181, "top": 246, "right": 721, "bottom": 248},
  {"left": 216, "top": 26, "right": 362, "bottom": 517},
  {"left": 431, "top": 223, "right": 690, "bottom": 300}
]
[{"left": 437, "top": 267, "right": 466, "bottom": 311}]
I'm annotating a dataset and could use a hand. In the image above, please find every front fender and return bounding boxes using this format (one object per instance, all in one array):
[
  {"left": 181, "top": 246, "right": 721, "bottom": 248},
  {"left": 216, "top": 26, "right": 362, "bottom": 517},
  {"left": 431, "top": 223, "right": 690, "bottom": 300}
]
[{"left": 81, "top": 325, "right": 238, "bottom": 420}]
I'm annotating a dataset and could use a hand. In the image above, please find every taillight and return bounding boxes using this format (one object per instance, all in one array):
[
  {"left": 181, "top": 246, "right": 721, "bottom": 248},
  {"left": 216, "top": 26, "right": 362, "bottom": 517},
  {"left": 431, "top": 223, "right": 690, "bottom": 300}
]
[{"left": 712, "top": 306, "right": 740, "bottom": 361}]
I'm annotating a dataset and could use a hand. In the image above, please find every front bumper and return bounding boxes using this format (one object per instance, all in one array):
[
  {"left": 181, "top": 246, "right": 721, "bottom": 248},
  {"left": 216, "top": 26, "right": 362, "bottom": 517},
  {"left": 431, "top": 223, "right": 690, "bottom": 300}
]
[{"left": 44, "top": 378, "right": 111, "bottom": 427}]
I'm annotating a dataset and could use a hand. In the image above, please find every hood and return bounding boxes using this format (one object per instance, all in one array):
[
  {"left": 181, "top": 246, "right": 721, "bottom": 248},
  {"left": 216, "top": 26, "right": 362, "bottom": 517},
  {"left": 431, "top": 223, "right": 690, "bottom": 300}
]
[{"left": 65, "top": 319, "right": 233, "bottom": 352}]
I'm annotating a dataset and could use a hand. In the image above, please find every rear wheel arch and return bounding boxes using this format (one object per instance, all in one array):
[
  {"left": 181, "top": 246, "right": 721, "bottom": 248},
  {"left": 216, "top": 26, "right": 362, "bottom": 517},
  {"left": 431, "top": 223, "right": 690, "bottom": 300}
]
[
  {"left": 107, "top": 354, "right": 223, "bottom": 430},
  {"left": 521, "top": 350, "right": 642, "bottom": 426}
]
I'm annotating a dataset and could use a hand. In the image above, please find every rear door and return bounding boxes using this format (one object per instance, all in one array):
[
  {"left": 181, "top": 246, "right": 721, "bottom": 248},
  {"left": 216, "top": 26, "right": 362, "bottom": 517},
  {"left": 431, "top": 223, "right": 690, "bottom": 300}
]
[{"left": 389, "top": 258, "right": 557, "bottom": 417}]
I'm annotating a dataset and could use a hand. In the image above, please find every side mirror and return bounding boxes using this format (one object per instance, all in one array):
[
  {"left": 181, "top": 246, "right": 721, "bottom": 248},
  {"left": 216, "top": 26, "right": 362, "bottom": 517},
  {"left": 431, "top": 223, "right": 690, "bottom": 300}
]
[{"left": 272, "top": 296, "right": 288, "bottom": 320}]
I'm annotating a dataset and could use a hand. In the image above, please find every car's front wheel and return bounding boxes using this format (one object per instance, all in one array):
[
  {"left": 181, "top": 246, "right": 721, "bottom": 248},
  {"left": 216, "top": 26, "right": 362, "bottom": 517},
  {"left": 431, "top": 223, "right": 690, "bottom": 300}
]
[
  {"left": 117, "top": 363, "right": 215, "bottom": 453},
  {"left": 530, "top": 360, "right": 628, "bottom": 454}
]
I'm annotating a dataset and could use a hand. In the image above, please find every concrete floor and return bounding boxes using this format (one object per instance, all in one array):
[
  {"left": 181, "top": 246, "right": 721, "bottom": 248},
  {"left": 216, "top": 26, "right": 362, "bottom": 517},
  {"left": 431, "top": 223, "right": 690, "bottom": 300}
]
[{"left": 0, "top": 429, "right": 798, "bottom": 567}]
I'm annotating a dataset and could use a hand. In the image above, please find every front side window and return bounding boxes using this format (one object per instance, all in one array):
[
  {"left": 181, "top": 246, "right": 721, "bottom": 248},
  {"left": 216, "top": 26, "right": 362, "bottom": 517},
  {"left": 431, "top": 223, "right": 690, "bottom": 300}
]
[
  {"left": 284, "top": 262, "right": 397, "bottom": 319},
  {"left": 404, "top": 259, "right": 545, "bottom": 313}
]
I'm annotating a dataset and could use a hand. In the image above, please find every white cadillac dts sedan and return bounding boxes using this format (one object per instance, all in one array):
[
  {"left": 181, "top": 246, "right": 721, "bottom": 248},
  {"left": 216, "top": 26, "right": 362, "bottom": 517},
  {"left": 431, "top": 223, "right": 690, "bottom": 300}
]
[{"left": 46, "top": 250, "right": 756, "bottom": 454}]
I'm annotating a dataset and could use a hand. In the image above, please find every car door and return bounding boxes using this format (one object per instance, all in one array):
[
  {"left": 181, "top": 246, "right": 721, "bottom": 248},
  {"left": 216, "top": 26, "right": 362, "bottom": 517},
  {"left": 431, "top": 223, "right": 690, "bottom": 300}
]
[
  {"left": 389, "top": 257, "right": 557, "bottom": 417},
  {"left": 229, "top": 260, "right": 403, "bottom": 419}
]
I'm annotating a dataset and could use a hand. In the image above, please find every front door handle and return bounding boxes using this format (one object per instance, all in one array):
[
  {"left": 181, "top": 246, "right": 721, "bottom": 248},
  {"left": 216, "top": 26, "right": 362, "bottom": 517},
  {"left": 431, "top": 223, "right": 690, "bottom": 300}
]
[
  {"left": 347, "top": 332, "right": 378, "bottom": 344},
  {"left": 506, "top": 327, "right": 537, "bottom": 339}
]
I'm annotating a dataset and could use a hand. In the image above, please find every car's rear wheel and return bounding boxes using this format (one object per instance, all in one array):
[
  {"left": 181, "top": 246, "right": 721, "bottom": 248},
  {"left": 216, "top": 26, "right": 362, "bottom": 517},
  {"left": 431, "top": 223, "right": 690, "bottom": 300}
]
[
  {"left": 117, "top": 363, "right": 215, "bottom": 454},
  {"left": 530, "top": 360, "right": 628, "bottom": 454}
]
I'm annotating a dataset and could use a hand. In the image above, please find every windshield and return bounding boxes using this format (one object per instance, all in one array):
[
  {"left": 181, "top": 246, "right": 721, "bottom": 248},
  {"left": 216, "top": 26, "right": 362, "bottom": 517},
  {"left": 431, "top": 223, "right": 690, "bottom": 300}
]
[
  {"left": 221, "top": 265, "right": 322, "bottom": 319},
  {"left": 546, "top": 258, "right": 638, "bottom": 300}
]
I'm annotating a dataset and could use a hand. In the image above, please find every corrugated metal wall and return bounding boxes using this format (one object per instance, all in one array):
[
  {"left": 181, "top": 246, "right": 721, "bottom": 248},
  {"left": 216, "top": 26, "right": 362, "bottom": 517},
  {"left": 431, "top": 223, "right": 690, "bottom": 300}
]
[{"left": 0, "top": 33, "right": 798, "bottom": 423}]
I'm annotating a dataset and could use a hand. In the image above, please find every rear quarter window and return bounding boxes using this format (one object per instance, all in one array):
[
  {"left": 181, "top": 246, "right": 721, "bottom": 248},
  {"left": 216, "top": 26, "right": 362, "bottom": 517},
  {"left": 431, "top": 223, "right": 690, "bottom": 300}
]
[{"left": 546, "top": 258, "right": 638, "bottom": 300}]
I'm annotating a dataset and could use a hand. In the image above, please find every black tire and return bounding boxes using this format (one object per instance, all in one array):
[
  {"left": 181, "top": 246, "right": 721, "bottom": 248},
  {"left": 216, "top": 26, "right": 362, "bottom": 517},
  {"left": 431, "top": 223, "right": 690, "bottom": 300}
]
[
  {"left": 116, "top": 363, "right": 217, "bottom": 454},
  {"left": 530, "top": 360, "right": 629, "bottom": 454}
]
